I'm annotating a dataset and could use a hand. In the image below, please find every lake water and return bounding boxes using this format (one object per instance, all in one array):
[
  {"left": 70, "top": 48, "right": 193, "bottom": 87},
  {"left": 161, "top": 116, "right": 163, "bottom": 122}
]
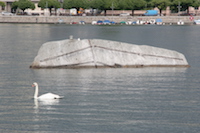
[{"left": 0, "top": 23, "right": 200, "bottom": 133}]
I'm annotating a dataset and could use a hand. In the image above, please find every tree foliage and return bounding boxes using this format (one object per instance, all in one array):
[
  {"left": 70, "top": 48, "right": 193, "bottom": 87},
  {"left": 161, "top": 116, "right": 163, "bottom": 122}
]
[
  {"left": 63, "top": 0, "right": 87, "bottom": 9},
  {"left": 149, "top": 0, "right": 171, "bottom": 15},
  {"left": 192, "top": 0, "right": 200, "bottom": 8},
  {"left": 35, "top": 0, "right": 200, "bottom": 15},
  {"left": 38, "top": 0, "right": 60, "bottom": 15},
  {"left": 0, "top": 1, "right": 5, "bottom": 7},
  {"left": 170, "top": 0, "right": 200, "bottom": 13},
  {"left": 11, "top": 0, "right": 35, "bottom": 12},
  {"left": 118, "top": 0, "right": 146, "bottom": 16},
  {"left": 19, "top": 0, "right": 35, "bottom": 11},
  {"left": 11, "top": 1, "right": 18, "bottom": 12},
  {"left": 88, "top": 0, "right": 119, "bottom": 16}
]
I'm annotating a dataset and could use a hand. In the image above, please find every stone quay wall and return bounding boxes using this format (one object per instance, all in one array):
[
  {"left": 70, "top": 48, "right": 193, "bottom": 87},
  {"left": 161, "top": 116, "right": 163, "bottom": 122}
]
[{"left": 0, "top": 16, "right": 199, "bottom": 24}]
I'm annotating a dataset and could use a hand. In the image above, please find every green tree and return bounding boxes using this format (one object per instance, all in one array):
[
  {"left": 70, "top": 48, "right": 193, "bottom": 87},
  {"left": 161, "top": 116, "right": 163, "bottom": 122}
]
[
  {"left": 193, "top": 0, "right": 200, "bottom": 8},
  {"left": 118, "top": 0, "right": 146, "bottom": 16},
  {"left": 144, "top": 0, "right": 151, "bottom": 2},
  {"left": 170, "top": 0, "right": 200, "bottom": 13},
  {"left": 11, "top": 0, "right": 35, "bottom": 13},
  {"left": 63, "top": 0, "right": 89, "bottom": 14},
  {"left": 63, "top": 0, "right": 83, "bottom": 9},
  {"left": 0, "top": 1, "right": 5, "bottom": 8},
  {"left": 19, "top": 0, "right": 35, "bottom": 12},
  {"left": 38, "top": 0, "right": 60, "bottom": 15},
  {"left": 149, "top": 0, "right": 171, "bottom": 15},
  {"left": 11, "top": 1, "right": 18, "bottom": 12},
  {"left": 89, "top": 0, "right": 119, "bottom": 16}
]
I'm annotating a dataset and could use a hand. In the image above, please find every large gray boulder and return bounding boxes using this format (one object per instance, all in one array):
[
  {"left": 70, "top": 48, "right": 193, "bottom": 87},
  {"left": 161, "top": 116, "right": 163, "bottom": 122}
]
[{"left": 30, "top": 38, "right": 189, "bottom": 68}]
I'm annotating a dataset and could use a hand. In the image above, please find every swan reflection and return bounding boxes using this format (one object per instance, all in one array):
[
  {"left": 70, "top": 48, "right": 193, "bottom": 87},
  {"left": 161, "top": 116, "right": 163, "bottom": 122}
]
[{"left": 34, "top": 99, "right": 60, "bottom": 109}]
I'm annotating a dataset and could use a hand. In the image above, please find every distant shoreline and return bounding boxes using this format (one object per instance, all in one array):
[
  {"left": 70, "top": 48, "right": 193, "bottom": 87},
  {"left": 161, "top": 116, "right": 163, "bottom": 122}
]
[{"left": 0, "top": 16, "right": 199, "bottom": 25}]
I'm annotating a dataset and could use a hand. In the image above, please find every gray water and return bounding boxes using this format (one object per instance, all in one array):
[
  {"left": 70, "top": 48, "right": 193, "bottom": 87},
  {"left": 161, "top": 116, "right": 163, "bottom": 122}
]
[{"left": 0, "top": 24, "right": 200, "bottom": 133}]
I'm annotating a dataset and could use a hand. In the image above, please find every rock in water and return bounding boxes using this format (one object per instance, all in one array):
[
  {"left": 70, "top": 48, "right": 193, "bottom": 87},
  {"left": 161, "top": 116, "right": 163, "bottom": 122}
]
[{"left": 30, "top": 38, "right": 189, "bottom": 68}]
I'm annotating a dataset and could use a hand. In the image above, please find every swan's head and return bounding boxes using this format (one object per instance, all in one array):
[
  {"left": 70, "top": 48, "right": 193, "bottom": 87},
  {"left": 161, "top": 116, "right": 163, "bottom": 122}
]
[{"left": 32, "top": 82, "right": 38, "bottom": 87}]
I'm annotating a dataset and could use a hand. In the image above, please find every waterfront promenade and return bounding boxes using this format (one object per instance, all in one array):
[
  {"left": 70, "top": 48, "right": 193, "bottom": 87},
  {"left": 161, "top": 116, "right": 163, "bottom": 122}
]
[{"left": 0, "top": 15, "right": 199, "bottom": 24}]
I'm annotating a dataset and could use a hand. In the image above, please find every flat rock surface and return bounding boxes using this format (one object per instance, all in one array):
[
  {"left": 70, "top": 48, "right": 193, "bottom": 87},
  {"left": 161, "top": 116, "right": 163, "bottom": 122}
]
[{"left": 30, "top": 39, "right": 189, "bottom": 68}]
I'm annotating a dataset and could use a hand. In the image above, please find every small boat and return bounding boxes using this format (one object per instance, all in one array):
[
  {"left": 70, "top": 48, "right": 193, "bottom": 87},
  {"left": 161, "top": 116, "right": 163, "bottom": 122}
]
[
  {"left": 97, "top": 20, "right": 103, "bottom": 25},
  {"left": 79, "top": 21, "right": 85, "bottom": 25},
  {"left": 119, "top": 21, "right": 126, "bottom": 25},
  {"left": 177, "top": 20, "right": 184, "bottom": 25},
  {"left": 156, "top": 18, "right": 162, "bottom": 25},
  {"left": 126, "top": 21, "right": 132, "bottom": 25},
  {"left": 194, "top": 19, "right": 200, "bottom": 25},
  {"left": 70, "top": 22, "right": 78, "bottom": 24},
  {"left": 91, "top": 21, "right": 97, "bottom": 25},
  {"left": 103, "top": 20, "right": 110, "bottom": 25},
  {"left": 110, "top": 21, "right": 115, "bottom": 24}
]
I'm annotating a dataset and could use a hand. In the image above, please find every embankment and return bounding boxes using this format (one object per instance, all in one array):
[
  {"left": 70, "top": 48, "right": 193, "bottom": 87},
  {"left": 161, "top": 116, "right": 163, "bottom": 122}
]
[{"left": 0, "top": 16, "right": 199, "bottom": 24}]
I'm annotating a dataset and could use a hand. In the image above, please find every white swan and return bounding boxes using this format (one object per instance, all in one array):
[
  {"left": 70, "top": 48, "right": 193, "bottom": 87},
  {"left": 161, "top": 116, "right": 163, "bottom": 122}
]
[{"left": 32, "top": 82, "right": 63, "bottom": 100}]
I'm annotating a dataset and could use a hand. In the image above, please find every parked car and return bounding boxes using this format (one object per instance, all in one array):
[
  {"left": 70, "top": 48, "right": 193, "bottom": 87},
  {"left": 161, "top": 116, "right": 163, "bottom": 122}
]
[
  {"left": 178, "top": 13, "right": 196, "bottom": 16},
  {"left": 120, "top": 13, "right": 130, "bottom": 16},
  {"left": 17, "top": 12, "right": 31, "bottom": 15},
  {"left": 1, "top": 11, "right": 14, "bottom": 16}
]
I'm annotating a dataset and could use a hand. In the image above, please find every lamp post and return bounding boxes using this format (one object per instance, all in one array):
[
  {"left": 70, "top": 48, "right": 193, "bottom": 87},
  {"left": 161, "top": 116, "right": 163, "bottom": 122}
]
[
  {"left": 177, "top": 1, "right": 182, "bottom": 14},
  {"left": 110, "top": 1, "right": 114, "bottom": 17},
  {"left": 59, "top": 0, "right": 63, "bottom": 8},
  {"left": 58, "top": 0, "right": 63, "bottom": 16}
]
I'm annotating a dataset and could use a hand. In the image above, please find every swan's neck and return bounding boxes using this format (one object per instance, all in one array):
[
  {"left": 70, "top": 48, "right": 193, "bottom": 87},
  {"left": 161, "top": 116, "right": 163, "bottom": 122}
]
[{"left": 34, "top": 85, "right": 39, "bottom": 99}]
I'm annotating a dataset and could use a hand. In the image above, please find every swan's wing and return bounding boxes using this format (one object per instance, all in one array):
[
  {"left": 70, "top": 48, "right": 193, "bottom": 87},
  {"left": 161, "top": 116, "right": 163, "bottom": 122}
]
[{"left": 38, "top": 93, "right": 63, "bottom": 100}]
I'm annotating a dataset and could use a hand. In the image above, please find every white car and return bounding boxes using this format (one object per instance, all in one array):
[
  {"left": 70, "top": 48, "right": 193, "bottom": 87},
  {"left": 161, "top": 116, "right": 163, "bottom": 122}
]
[
  {"left": 1, "top": 11, "right": 14, "bottom": 16},
  {"left": 120, "top": 13, "right": 130, "bottom": 16}
]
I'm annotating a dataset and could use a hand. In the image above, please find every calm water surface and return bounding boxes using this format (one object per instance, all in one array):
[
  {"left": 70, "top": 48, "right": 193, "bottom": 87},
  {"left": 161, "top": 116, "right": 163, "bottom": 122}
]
[{"left": 0, "top": 24, "right": 200, "bottom": 133}]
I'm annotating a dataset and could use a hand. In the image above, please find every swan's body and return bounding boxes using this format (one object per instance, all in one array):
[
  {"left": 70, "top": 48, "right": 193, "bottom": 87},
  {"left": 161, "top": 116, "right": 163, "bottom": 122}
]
[{"left": 32, "top": 82, "right": 63, "bottom": 100}]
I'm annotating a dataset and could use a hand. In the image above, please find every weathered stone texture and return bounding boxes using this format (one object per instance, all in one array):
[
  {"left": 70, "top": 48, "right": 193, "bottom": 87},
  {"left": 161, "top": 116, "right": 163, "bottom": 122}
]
[{"left": 30, "top": 38, "right": 189, "bottom": 68}]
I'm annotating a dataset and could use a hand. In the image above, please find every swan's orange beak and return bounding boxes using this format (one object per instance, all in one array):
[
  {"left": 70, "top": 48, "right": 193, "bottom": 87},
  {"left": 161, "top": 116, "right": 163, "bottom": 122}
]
[{"left": 32, "top": 84, "right": 35, "bottom": 87}]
